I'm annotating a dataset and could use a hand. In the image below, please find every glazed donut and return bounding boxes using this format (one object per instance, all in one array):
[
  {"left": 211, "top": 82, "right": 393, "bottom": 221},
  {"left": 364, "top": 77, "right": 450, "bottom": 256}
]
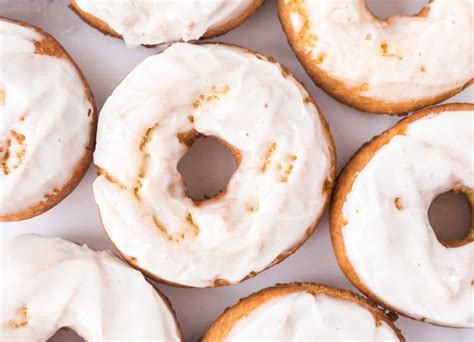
[
  {"left": 93, "top": 43, "right": 336, "bottom": 287},
  {"left": 70, "top": 0, "right": 264, "bottom": 47},
  {"left": 1, "top": 234, "right": 182, "bottom": 341},
  {"left": 0, "top": 18, "right": 96, "bottom": 221},
  {"left": 203, "top": 283, "right": 404, "bottom": 341},
  {"left": 277, "top": 0, "right": 474, "bottom": 114},
  {"left": 330, "top": 103, "right": 474, "bottom": 327}
]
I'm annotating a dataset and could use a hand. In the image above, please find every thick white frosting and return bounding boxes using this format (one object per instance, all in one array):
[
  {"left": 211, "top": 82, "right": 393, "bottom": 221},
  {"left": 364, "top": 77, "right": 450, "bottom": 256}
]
[
  {"left": 93, "top": 43, "right": 333, "bottom": 287},
  {"left": 282, "top": 0, "right": 473, "bottom": 102},
  {"left": 1, "top": 234, "right": 181, "bottom": 341},
  {"left": 74, "top": 0, "right": 258, "bottom": 47},
  {"left": 224, "top": 292, "right": 399, "bottom": 341},
  {"left": 342, "top": 110, "right": 474, "bottom": 327},
  {"left": 0, "top": 19, "right": 94, "bottom": 217}
]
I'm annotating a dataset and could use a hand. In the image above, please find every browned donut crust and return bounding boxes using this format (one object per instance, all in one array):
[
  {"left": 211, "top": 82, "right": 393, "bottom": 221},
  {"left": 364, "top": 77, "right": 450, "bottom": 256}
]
[
  {"left": 0, "top": 17, "right": 97, "bottom": 222},
  {"left": 69, "top": 0, "right": 265, "bottom": 46},
  {"left": 96, "top": 42, "right": 337, "bottom": 288},
  {"left": 202, "top": 282, "right": 405, "bottom": 341},
  {"left": 277, "top": 1, "right": 473, "bottom": 115},
  {"left": 329, "top": 103, "right": 474, "bottom": 324}
]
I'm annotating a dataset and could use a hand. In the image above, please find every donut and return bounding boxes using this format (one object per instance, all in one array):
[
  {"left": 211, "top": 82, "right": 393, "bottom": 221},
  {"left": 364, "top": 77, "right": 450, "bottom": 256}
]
[
  {"left": 0, "top": 18, "right": 96, "bottom": 222},
  {"left": 202, "top": 283, "right": 405, "bottom": 341},
  {"left": 70, "top": 0, "right": 264, "bottom": 47},
  {"left": 1, "top": 234, "right": 182, "bottom": 340},
  {"left": 330, "top": 103, "right": 474, "bottom": 327},
  {"left": 93, "top": 42, "right": 336, "bottom": 287},
  {"left": 277, "top": 0, "right": 473, "bottom": 115}
]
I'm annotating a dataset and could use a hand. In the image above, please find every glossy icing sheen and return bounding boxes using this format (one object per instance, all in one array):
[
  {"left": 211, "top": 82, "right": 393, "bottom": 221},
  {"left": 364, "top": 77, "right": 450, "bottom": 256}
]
[
  {"left": 284, "top": 0, "right": 473, "bottom": 102},
  {"left": 224, "top": 292, "right": 399, "bottom": 340},
  {"left": 93, "top": 43, "right": 333, "bottom": 287},
  {"left": 1, "top": 234, "right": 181, "bottom": 341},
  {"left": 74, "top": 0, "right": 255, "bottom": 47},
  {"left": 342, "top": 110, "right": 474, "bottom": 327},
  {"left": 0, "top": 20, "right": 93, "bottom": 216}
]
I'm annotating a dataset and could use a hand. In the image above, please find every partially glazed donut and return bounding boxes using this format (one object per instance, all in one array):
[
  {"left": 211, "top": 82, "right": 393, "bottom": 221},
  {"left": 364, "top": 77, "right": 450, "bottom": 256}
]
[
  {"left": 0, "top": 18, "right": 96, "bottom": 221},
  {"left": 330, "top": 103, "right": 474, "bottom": 327},
  {"left": 70, "top": 0, "right": 264, "bottom": 47},
  {"left": 203, "top": 283, "right": 405, "bottom": 341},
  {"left": 278, "top": 0, "right": 473, "bottom": 114},
  {"left": 1, "top": 234, "right": 182, "bottom": 341},
  {"left": 93, "top": 43, "right": 336, "bottom": 287}
]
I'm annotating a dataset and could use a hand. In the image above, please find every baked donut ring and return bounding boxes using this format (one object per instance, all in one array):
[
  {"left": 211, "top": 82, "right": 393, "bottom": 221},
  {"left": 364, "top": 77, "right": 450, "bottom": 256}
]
[
  {"left": 277, "top": 0, "right": 473, "bottom": 115},
  {"left": 1, "top": 234, "right": 182, "bottom": 341},
  {"left": 202, "top": 283, "right": 405, "bottom": 341},
  {"left": 70, "top": 0, "right": 264, "bottom": 47},
  {"left": 93, "top": 43, "right": 336, "bottom": 287},
  {"left": 0, "top": 18, "right": 96, "bottom": 222},
  {"left": 330, "top": 103, "right": 473, "bottom": 327}
]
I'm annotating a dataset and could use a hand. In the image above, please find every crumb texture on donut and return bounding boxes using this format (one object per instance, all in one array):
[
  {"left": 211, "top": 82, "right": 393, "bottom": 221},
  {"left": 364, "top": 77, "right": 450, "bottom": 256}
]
[
  {"left": 0, "top": 18, "right": 95, "bottom": 221},
  {"left": 1, "top": 234, "right": 182, "bottom": 341},
  {"left": 278, "top": 0, "right": 473, "bottom": 113},
  {"left": 93, "top": 43, "right": 335, "bottom": 287},
  {"left": 71, "top": 0, "right": 263, "bottom": 47},
  {"left": 331, "top": 104, "right": 474, "bottom": 327},
  {"left": 203, "top": 283, "right": 404, "bottom": 341}
]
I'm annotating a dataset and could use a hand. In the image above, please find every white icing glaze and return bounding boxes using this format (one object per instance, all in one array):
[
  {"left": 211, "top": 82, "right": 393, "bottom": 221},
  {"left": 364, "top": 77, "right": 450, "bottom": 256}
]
[
  {"left": 224, "top": 292, "right": 399, "bottom": 341},
  {"left": 342, "top": 110, "right": 474, "bottom": 327},
  {"left": 93, "top": 43, "right": 333, "bottom": 287},
  {"left": 0, "top": 19, "right": 94, "bottom": 217},
  {"left": 1, "top": 234, "right": 181, "bottom": 341},
  {"left": 283, "top": 0, "right": 473, "bottom": 102},
  {"left": 74, "top": 0, "right": 258, "bottom": 47}
]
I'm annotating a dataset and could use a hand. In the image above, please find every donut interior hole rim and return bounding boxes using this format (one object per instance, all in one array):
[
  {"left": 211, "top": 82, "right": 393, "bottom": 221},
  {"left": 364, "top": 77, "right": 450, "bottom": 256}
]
[
  {"left": 366, "top": 0, "right": 430, "bottom": 21},
  {"left": 177, "top": 132, "right": 240, "bottom": 203},
  {"left": 428, "top": 187, "right": 473, "bottom": 248},
  {"left": 48, "top": 327, "right": 83, "bottom": 342}
]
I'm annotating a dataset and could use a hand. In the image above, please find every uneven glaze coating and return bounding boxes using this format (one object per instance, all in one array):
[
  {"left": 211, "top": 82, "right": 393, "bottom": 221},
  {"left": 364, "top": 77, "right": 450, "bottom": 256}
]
[
  {"left": 280, "top": 0, "right": 473, "bottom": 104},
  {"left": 73, "top": 0, "right": 258, "bottom": 47},
  {"left": 0, "top": 19, "right": 94, "bottom": 218},
  {"left": 1, "top": 234, "right": 181, "bottom": 341},
  {"left": 342, "top": 110, "right": 473, "bottom": 327},
  {"left": 225, "top": 292, "right": 399, "bottom": 340},
  {"left": 93, "top": 43, "right": 334, "bottom": 287}
]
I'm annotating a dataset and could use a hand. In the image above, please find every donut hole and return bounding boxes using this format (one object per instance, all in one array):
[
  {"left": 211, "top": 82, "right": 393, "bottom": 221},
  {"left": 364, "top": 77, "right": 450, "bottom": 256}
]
[
  {"left": 366, "top": 0, "right": 427, "bottom": 20},
  {"left": 428, "top": 190, "right": 472, "bottom": 246},
  {"left": 48, "top": 329, "right": 83, "bottom": 341},
  {"left": 177, "top": 135, "right": 238, "bottom": 201}
]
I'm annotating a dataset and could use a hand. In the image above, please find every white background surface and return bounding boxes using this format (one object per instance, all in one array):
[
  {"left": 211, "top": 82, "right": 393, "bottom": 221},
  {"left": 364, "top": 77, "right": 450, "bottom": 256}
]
[{"left": 1, "top": 0, "right": 473, "bottom": 341}]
